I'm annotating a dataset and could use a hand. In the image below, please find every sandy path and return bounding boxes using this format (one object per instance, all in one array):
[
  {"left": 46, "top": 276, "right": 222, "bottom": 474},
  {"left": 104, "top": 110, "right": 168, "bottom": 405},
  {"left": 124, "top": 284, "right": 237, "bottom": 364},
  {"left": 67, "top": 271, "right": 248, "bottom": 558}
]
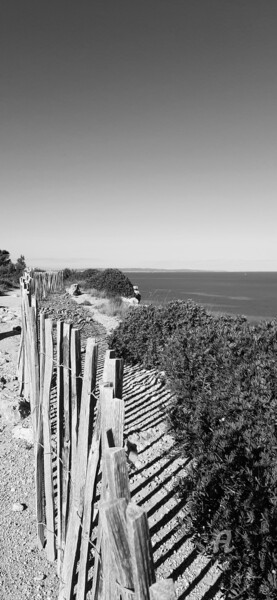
[{"left": 68, "top": 291, "right": 120, "bottom": 334}]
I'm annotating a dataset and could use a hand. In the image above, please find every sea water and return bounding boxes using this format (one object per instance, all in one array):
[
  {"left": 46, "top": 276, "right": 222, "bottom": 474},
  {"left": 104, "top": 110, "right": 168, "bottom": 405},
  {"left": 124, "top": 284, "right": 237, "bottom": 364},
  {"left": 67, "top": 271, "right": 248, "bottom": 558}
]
[{"left": 123, "top": 271, "right": 277, "bottom": 322}]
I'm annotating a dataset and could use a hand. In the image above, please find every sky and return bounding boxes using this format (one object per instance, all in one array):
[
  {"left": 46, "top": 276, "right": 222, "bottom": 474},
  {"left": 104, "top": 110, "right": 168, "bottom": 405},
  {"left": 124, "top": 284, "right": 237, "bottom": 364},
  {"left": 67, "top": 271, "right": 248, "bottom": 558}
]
[{"left": 1, "top": 1, "right": 277, "bottom": 271}]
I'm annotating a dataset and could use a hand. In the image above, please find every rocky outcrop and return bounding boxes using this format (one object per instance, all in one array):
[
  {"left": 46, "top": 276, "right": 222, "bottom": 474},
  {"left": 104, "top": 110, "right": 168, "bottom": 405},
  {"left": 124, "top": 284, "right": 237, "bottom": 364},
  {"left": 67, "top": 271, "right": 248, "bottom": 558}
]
[
  {"left": 68, "top": 283, "right": 82, "bottom": 296},
  {"left": 133, "top": 285, "right": 141, "bottom": 303}
]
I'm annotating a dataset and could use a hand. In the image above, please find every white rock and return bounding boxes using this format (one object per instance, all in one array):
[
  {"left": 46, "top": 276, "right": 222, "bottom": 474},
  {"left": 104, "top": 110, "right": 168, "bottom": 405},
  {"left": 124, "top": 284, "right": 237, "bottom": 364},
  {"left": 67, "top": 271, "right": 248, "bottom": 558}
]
[
  {"left": 12, "top": 502, "right": 25, "bottom": 512},
  {"left": 121, "top": 297, "right": 139, "bottom": 306},
  {"left": 12, "top": 424, "right": 33, "bottom": 444}
]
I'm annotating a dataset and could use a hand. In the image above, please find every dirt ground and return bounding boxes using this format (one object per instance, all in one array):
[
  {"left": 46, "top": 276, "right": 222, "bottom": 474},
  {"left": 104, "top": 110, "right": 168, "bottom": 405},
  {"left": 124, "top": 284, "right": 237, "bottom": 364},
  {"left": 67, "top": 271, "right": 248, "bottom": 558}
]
[{"left": 0, "top": 290, "right": 223, "bottom": 600}]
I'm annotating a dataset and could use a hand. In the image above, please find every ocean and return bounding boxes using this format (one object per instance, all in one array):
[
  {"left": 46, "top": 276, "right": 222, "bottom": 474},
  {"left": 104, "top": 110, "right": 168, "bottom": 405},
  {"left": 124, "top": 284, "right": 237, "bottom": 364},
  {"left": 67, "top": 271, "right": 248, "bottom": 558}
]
[{"left": 123, "top": 271, "right": 277, "bottom": 322}]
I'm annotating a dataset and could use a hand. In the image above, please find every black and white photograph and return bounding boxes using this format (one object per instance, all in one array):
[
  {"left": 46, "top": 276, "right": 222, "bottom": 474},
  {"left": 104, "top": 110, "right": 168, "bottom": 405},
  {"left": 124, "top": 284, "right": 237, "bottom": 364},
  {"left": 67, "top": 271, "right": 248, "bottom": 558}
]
[{"left": 1, "top": 2, "right": 277, "bottom": 599}]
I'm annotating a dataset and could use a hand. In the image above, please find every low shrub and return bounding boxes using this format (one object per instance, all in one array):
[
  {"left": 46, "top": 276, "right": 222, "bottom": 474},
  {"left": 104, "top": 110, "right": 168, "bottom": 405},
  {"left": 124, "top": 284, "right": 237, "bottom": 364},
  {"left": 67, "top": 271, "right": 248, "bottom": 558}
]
[
  {"left": 109, "top": 301, "right": 277, "bottom": 598},
  {"left": 86, "top": 268, "right": 134, "bottom": 298},
  {"left": 85, "top": 287, "right": 111, "bottom": 299},
  {"left": 0, "top": 277, "right": 16, "bottom": 291},
  {"left": 62, "top": 268, "right": 82, "bottom": 281},
  {"left": 166, "top": 319, "right": 277, "bottom": 599},
  {"left": 63, "top": 267, "right": 135, "bottom": 299},
  {"left": 97, "top": 296, "right": 133, "bottom": 319},
  {"left": 108, "top": 300, "right": 213, "bottom": 368}
]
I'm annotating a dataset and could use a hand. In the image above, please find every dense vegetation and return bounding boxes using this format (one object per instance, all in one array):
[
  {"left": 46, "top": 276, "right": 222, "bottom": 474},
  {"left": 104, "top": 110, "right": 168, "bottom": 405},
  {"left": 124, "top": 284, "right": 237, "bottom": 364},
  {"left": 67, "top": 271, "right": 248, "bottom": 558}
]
[
  {"left": 109, "top": 300, "right": 277, "bottom": 599},
  {"left": 0, "top": 249, "right": 26, "bottom": 294},
  {"left": 63, "top": 267, "right": 135, "bottom": 298}
]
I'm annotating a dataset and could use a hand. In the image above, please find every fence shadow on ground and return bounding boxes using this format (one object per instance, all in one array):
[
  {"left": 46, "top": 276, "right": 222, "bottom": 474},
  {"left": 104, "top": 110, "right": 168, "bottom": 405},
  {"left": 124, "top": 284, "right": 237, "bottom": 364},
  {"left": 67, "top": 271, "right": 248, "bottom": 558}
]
[
  {"left": 123, "top": 364, "right": 223, "bottom": 600},
  {"left": 0, "top": 329, "right": 21, "bottom": 341}
]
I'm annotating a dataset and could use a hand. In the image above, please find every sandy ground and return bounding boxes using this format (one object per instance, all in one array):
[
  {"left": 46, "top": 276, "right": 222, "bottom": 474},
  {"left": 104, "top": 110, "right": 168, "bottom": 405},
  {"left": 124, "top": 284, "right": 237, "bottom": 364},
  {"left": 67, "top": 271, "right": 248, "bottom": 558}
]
[
  {"left": 0, "top": 290, "right": 223, "bottom": 600},
  {"left": 68, "top": 291, "right": 120, "bottom": 334}
]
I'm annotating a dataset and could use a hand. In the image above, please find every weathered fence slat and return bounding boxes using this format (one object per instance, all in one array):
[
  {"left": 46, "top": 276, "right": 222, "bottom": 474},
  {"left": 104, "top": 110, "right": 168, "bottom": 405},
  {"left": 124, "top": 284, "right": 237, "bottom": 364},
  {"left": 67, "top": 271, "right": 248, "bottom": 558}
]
[
  {"left": 42, "top": 318, "right": 56, "bottom": 562},
  {"left": 100, "top": 387, "right": 125, "bottom": 451},
  {"left": 126, "top": 502, "right": 155, "bottom": 600},
  {"left": 105, "top": 357, "right": 124, "bottom": 399},
  {"left": 102, "top": 349, "right": 116, "bottom": 383},
  {"left": 74, "top": 338, "right": 98, "bottom": 511},
  {"left": 103, "top": 447, "right": 130, "bottom": 502},
  {"left": 70, "top": 327, "right": 82, "bottom": 485},
  {"left": 76, "top": 418, "right": 101, "bottom": 600},
  {"left": 35, "top": 312, "right": 45, "bottom": 549},
  {"left": 92, "top": 447, "right": 129, "bottom": 600},
  {"left": 101, "top": 498, "right": 134, "bottom": 600},
  {"left": 61, "top": 322, "right": 72, "bottom": 547},
  {"left": 30, "top": 306, "right": 40, "bottom": 430},
  {"left": 56, "top": 320, "right": 64, "bottom": 574}
]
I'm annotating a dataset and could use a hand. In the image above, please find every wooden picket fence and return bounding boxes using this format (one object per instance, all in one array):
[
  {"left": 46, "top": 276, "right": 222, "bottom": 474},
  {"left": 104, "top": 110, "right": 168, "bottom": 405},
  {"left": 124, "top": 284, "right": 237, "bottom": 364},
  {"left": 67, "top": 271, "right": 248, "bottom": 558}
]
[
  {"left": 18, "top": 272, "right": 176, "bottom": 600},
  {"left": 28, "top": 268, "right": 64, "bottom": 299}
]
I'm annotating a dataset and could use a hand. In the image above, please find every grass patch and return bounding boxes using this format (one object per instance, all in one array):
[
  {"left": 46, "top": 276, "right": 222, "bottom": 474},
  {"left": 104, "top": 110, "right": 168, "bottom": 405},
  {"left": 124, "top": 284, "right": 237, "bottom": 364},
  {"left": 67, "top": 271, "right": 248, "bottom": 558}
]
[{"left": 97, "top": 296, "right": 134, "bottom": 318}]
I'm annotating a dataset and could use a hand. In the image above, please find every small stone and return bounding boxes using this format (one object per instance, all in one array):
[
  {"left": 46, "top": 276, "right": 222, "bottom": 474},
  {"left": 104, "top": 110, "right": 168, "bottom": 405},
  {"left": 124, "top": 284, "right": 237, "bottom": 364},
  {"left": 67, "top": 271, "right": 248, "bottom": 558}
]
[
  {"left": 12, "top": 502, "right": 25, "bottom": 512},
  {"left": 34, "top": 574, "right": 46, "bottom": 582}
]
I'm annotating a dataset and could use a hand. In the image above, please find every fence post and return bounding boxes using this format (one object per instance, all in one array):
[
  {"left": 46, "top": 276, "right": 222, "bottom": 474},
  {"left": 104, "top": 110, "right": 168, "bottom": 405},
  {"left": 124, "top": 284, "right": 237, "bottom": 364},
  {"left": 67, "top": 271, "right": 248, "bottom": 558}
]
[
  {"left": 42, "top": 318, "right": 56, "bottom": 562},
  {"left": 92, "top": 446, "right": 129, "bottom": 600},
  {"left": 102, "top": 447, "right": 130, "bottom": 502},
  {"left": 104, "top": 357, "right": 124, "bottom": 399},
  {"left": 102, "top": 349, "right": 116, "bottom": 383},
  {"left": 101, "top": 498, "right": 134, "bottom": 600},
  {"left": 126, "top": 502, "right": 155, "bottom": 600},
  {"left": 22, "top": 290, "right": 31, "bottom": 403},
  {"left": 100, "top": 384, "right": 125, "bottom": 452}
]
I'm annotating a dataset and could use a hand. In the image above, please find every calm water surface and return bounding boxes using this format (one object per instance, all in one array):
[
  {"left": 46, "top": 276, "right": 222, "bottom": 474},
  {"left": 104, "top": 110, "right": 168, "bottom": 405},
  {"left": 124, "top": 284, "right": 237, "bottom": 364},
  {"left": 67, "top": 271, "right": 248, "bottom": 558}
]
[{"left": 124, "top": 271, "right": 277, "bottom": 322}]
